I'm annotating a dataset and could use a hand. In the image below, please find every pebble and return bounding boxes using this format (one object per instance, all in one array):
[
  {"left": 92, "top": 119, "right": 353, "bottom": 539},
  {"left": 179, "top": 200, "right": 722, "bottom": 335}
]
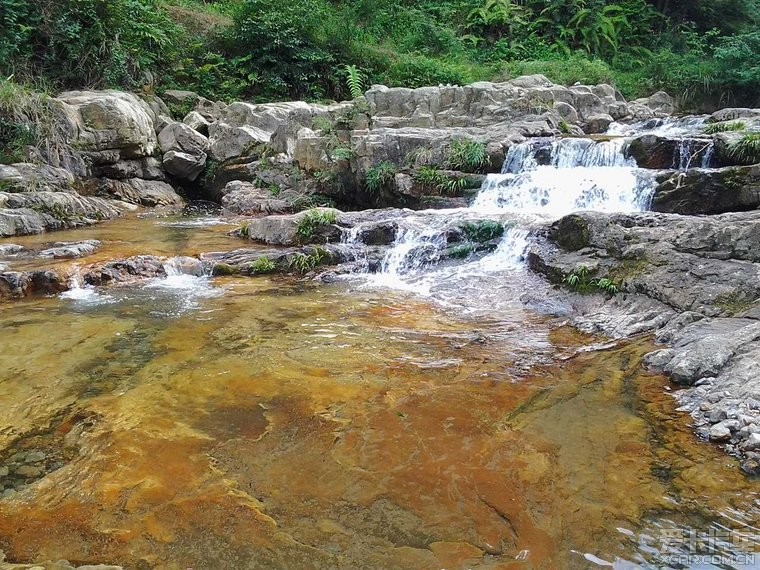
[
  {"left": 708, "top": 408, "right": 728, "bottom": 422},
  {"left": 15, "top": 464, "right": 43, "bottom": 478},
  {"left": 743, "top": 433, "right": 760, "bottom": 451},
  {"left": 709, "top": 423, "right": 732, "bottom": 441},
  {"left": 25, "top": 451, "right": 46, "bottom": 463},
  {"left": 0, "top": 466, "right": 8, "bottom": 477}
]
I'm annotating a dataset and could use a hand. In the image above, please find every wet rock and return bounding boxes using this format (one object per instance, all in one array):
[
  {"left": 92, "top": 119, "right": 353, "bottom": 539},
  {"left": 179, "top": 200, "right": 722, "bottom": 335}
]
[
  {"left": 83, "top": 256, "right": 167, "bottom": 286},
  {"left": 39, "top": 240, "right": 101, "bottom": 259},
  {"left": 651, "top": 165, "right": 760, "bottom": 215},
  {"left": 0, "top": 270, "right": 67, "bottom": 299},
  {"left": 584, "top": 113, "right": 614, "bottom": 134},
  {"left": 0, "top": 244, "right": 25, "bottom": 257},
  {"left": 238, "top": 208, "right": 342, "bottom": 246}
]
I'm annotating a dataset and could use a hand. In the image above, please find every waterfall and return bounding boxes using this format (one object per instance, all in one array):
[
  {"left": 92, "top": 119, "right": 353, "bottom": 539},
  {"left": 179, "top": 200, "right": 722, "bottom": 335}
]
[{"left": 360, "top": 136, "right": 657, "bottom": 292}]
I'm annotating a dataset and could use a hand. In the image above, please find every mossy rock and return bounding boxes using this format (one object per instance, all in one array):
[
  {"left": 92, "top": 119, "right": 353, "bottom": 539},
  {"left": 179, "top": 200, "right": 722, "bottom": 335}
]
[{"left": 553, "top": 214, "right": 590, "bottom": 251}]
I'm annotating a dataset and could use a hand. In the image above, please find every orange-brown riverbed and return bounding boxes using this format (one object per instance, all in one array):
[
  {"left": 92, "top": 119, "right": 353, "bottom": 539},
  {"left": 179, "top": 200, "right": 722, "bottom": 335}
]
[{"left": 1, "top": 269, "right": 757, "bottom": 569}]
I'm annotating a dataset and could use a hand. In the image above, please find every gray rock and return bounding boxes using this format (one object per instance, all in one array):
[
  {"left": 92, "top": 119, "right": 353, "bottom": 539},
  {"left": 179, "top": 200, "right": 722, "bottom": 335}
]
[
  {"left": 220, "top": 181, "right": 290, "bottom": 215},
  {"left": 93, "top": 157, "right": 164, "bottom": 181},
  {"left": 0, "top": 163, "right": 75, "bottom": 193},
  {"left": 743, "top": 432, "right": 760, "bottom": 450},
  {"left": 158, "top": 122, "right": 209, "bottom": 156},
  {"left": 584, "top": 113, "right": 614, "bottom": 134},
  {"left": 183, "top": 111, "right": 211, "bottom": 135},
  {"left": 0, "top": 192, "right": 122, "bottom": 237},
  {"left": 651, "top": 165, "right": 760, "bottom": 215}
]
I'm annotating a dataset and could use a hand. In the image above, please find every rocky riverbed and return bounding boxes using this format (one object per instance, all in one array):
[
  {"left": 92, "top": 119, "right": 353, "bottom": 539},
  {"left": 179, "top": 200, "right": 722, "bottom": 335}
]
[{"left": 1, "top": 75, "right": 760, "bottom": 566}]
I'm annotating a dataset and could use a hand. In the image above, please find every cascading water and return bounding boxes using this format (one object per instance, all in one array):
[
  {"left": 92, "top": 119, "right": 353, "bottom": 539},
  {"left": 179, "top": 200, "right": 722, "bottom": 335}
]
[{"left": 355, "top": 135, "right": 658, "bottom": 301}]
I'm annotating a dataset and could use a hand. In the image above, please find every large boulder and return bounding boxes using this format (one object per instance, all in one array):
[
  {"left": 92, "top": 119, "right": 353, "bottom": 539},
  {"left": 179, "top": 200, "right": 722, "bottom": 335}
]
[
  {"left": 88, "top": 178, "right": 183, "bottom": 207},
  {"left": 56, "top": 91, "right": 158, "bottom": 158},
  {"left": 220, "top": 181, "right": 290, "bottom": 215},
  {"left": 158, "top": 122, "right": 209, "bottom": 181},
  {"left": 0, "top": 163, "right": 75, "bottom": 193},
  {"left": 238, "top": 208, "right": 341, "bottom": 245},
  {"left": 651, "top": 165, "right": 760, "bottom": 215}
]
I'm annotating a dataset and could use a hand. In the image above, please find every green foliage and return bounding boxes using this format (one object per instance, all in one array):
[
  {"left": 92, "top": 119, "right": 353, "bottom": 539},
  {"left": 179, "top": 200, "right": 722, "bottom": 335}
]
[
  {"left": 448, "top": 244, "right": 475, "bottom": 259},
  {"left": 312, "top": 116, "right": 334, "bottom": 134},
  {"left": 0, "top": 0, "right": 180, "bottom": 89},
  {"left": 413, "top": 167, "right": 466, "bottom": 195},
  {"left": 287, "top": 247, "right": 327, "bottom": 273},
  {"left": 726, "top": 133, "right": 760, "bottom": 165},
  {"left": 460, "top": 220, "right": 504, "bottom": 242},
  {"left": 446, "top": 139, "right": 488, "bottom": 173},
  {"left": 291, "top": 194, "right": 336, "bottom": 211},
  {"left": 296, "top": 209, "right": 338, "bottom": 241},
  {"left": 237, "top": 222, "right": 250, "bottom": 238},
  {"left": 330, "top": 147, "right": 354, "bottom": 162},
  {"left": 1, "top": 0, "right": 760, "bottom": 108},
  {"left": 703, "top": 121, "right": 747, "bottom": 134},
  {"left": 365, "top": 163, "right": 397, "bottom": 193},
  {"left": 249, "top": 256, "right": 277, "bottom": 274},
  {"left": 343, "top": 65, "right": 365, "bottom": 99},
  {"left": 563, "top": 266, "right": 619, "bottom": 295}
]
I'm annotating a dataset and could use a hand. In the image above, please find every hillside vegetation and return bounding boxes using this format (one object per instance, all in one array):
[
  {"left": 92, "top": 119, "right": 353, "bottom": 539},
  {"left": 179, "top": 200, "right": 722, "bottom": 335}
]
[{"left": 0, "top": 0, "right": 759, "bottom": 109}]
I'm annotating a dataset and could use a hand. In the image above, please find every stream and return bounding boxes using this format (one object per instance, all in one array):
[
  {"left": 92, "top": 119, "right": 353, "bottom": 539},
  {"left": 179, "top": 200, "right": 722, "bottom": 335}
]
[{"left": 0, "top": 118, "right": 759, "bottom": 569}]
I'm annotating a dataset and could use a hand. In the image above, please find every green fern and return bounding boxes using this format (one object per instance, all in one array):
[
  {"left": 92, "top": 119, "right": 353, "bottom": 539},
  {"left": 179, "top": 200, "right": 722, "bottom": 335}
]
[
  {"left": 344, "top": 64, "right": 365, "bottom": 100},
  {"left": 249, "top": 257, "right": 277, "bottom": 274}
]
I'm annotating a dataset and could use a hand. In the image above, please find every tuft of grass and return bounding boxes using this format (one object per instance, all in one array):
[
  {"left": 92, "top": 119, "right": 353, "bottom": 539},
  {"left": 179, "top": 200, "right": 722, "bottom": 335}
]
[
  {"left": 703, "top": 121, "right": 747, "bottom": 134},
  {"left": 446, "top": 138, "right": 488, "bottom": 173},
  {"left": 726, "top": 133, "right": 760, "bottom": 165},
  {"left": 287, "top": 247, "right": 327, "bottom": 273},
  {"left": 330, "top": 147, "right": 353, "bottom": 161},
  {"left": 461, "top": 220, "right": 504, "bottom": 242},
  {"left": 312, "top": 116, "right": 334, "bottom": 135},
  {"left": 365, "top": 162, "right": 397, "bottom": 193},
  {"left": 296, "top": 209, "right": 338, "bottom": 241},
  {"left": 237, "top": 223, "right": 250, "bottom": 238},
  {"left": 413, "top": 166, "right": 466, "bottom": 195},
  {"left": 249, "top": 256, "right": 277, "bottom": 274}
]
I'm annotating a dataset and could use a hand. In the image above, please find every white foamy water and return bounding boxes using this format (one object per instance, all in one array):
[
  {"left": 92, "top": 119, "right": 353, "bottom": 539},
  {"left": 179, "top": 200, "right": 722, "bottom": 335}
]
[{"left": 352, "top": 136, "right": 658, "bottom": 304}]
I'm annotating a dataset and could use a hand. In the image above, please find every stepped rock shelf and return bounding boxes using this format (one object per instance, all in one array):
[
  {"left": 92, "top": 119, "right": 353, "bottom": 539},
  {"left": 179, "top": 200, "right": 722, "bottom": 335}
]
[{"left": 2, "top": 75, "right": 760, "bottom": 567}]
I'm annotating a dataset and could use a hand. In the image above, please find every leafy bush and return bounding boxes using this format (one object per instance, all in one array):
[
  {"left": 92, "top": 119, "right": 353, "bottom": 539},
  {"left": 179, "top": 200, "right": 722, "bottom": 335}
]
[
  {"left": 413, "top": 167, "right": 466, "bottom": 195},
  {"left": 365, "top": 163, "right": 397, "bottom": 193},
  {"left": 446, "top": 139, "right": 488, "bottom": 173}
]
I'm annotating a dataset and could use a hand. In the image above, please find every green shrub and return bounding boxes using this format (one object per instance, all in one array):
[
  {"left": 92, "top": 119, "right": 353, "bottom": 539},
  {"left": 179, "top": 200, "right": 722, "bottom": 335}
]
[
  {"left": 330, "top": 147, "right": 353, "bottom": 161},
  {"left": 413, "top": 167, "right": 466, "bottom": 195},
  {"left": 365, "top": 162, "right": 397, "bottom": 193},
  {"left": 446, "top": 139, "right": 488, "bottom": 173}
]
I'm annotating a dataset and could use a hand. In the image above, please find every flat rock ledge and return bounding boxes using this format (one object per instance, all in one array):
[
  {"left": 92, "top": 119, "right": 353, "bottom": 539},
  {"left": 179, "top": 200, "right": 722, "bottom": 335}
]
[{"left": 527, "top": 209, "right": 760, "bottom": 474}]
